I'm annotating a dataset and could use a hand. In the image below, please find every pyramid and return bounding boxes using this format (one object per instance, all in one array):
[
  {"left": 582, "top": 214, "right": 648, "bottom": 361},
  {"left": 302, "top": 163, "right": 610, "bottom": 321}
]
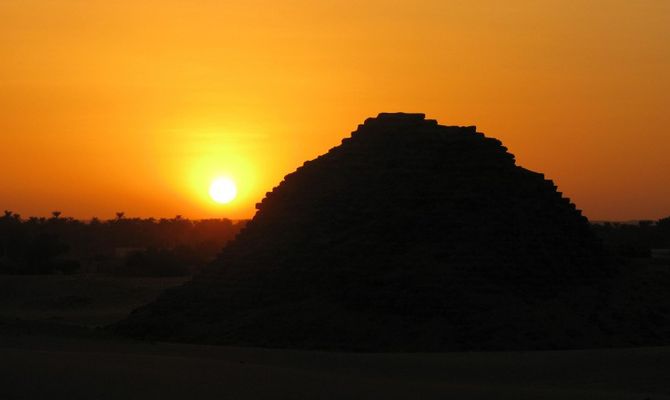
[{"left": 117, "top": 113, "right": 614, "bottom": 351}]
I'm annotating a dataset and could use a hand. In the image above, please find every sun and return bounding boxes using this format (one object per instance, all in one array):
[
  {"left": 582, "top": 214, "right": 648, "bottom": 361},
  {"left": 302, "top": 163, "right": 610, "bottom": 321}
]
[{"left": 209, "top": 177, "right": 237, "bottom": 204}]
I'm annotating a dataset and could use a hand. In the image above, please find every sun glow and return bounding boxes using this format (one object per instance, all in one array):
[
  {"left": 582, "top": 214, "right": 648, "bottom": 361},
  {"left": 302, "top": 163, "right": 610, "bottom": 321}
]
[{"left": 209, "top": 177, "right": 237, "bottom": 204}]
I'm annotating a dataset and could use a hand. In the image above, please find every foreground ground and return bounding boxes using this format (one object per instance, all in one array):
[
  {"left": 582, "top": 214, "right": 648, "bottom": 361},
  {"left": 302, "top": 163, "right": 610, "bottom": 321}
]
[
  {"left": 0, "top": 274, "right": 189, "bottom": 327},
  {"left": 1, "top": 336, "right": 669, "bottom": 399},
  {"left": 1, "top": 273, "right": 669, "bottom": 399}
]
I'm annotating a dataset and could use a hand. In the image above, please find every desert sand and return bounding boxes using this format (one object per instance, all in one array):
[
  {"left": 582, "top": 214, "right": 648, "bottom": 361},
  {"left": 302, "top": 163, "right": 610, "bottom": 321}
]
[
  {"left": 2, "top": 336, "right": 670, "bottom": 399},
  {"left": 2, "top": 273, "right": 668, "bottom": 399}
]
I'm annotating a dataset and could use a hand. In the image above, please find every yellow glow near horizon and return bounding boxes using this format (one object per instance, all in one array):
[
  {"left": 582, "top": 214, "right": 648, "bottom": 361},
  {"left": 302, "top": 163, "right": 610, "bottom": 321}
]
[{"left": 209, "top": 177, "right": 237, "bottom": 204}]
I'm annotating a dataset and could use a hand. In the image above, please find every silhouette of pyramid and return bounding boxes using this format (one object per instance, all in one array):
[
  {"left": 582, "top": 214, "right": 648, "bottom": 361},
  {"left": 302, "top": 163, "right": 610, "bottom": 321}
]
[{"left": 117, "top": 113, "right": 611, "bottom": 350}]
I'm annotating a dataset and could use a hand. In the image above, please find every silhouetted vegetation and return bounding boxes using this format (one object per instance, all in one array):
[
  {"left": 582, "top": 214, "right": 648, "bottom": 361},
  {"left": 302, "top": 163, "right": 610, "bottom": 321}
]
[
  {"left": 3, "top": 206, "right": 668, "bottom": 279},
  {"left": 0, "top": 211, "right": 246, "bottom": 276},
  {"left": 592, "top": 217, "right": 670, "bottom": 259}
]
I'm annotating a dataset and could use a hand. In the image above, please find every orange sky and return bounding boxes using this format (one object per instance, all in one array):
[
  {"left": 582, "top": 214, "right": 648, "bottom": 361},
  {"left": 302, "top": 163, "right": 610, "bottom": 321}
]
[{"left": 1, "top": 0, "right": 668, "bottom": 221}]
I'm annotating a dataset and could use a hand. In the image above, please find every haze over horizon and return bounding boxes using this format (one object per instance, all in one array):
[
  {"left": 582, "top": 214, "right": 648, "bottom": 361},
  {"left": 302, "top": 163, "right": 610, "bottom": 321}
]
[{"left": 2, "top": 0, "right": 668, "bottom": 221}]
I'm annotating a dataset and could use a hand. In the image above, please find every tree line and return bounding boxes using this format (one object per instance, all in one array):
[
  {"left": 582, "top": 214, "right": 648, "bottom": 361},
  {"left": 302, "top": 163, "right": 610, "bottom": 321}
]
[
  {"left": 0, "top": 211, "right": 246, "bottom": 276},
  {"left": 591, "top": 216, "right": 670, "bottom": 258},
  {"left": 1, "top": 210, "right": 668, "bottom": 276}
]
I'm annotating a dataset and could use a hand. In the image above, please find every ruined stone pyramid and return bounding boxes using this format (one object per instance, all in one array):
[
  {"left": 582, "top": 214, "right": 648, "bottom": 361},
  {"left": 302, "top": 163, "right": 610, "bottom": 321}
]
[{"left": 117, "top": 113, "right": 611, "bottom": 350}]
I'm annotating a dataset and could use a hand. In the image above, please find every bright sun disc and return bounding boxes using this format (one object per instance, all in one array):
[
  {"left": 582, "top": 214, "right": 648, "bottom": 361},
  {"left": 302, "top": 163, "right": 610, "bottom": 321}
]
[{"left": 209, "top": 177, "right": 237, "bottom": 204}]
